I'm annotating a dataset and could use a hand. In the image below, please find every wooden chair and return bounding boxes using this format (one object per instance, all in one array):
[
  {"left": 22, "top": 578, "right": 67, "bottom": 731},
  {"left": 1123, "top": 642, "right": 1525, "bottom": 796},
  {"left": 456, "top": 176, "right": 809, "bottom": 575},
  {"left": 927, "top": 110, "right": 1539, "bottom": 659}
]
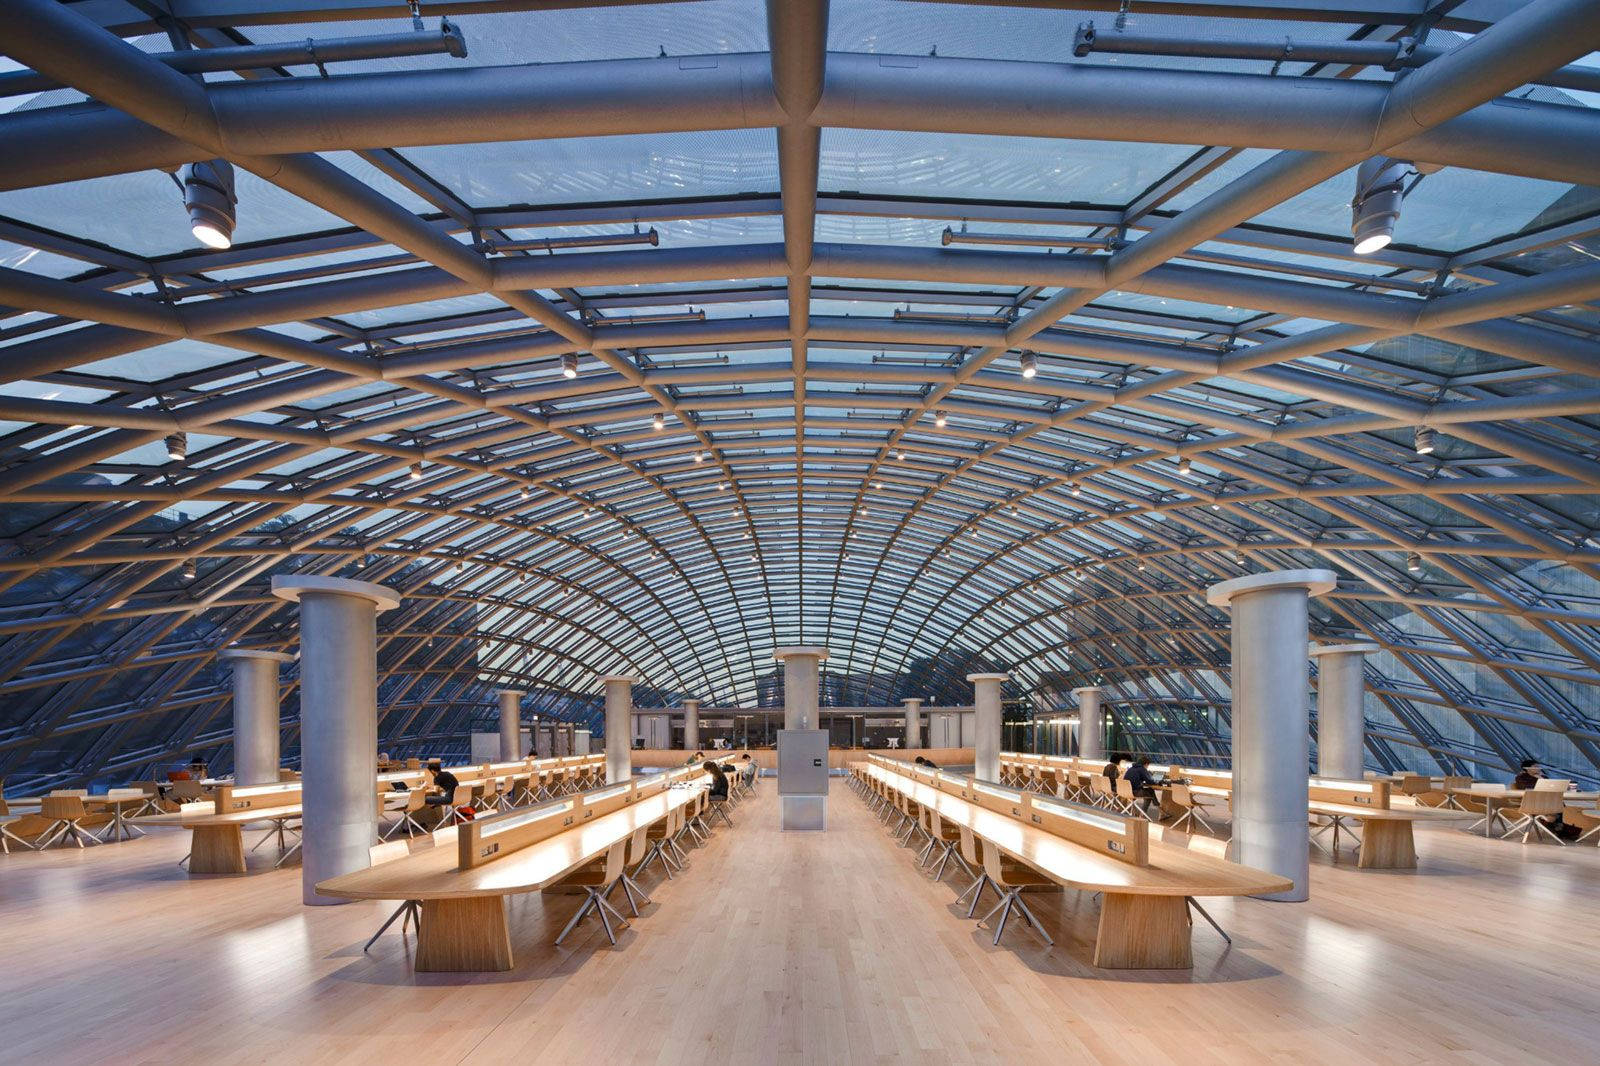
[
  {"left": 362, "top": 840, "right": 421, "bottom": 952},
  {"left": 612, "top": 826, "right": 655, "bottom": 918},
  {"left": 1088, "top": 774, "right": 1117, "bottom": 810},
  {"left": 925, "top": 808, "right": 974, "bottom": 883},
  {"left": 632, "top": 807, "right": 684, "bottom": 882},
  {"left": 953, "top": 824, "right": 999, "bottom": 915},
  {"left": 507, "top": 775, "right": 534, "bottom": 807},
  {"left": 1, "top": 796, "right": 40, "bottom": 853},
  {"left": 1061, "top": 769, "right": 1090, "bottom": 804},
  {"left": 37, "top": 795, "right": 100, "bottom": 848},
  {"left": 1164, "top": 784, "right": 1214, "bottom": 834},
  {"left": 382, "top": 789, "right": 430, "bottom": 840},
  {"left": 474, "top": 776, "right": 503, "bottom": 813},
  {"left": 1115, "top": 778, "right": 1155, "bottom": 820},
  {"left": 429, "top": 824, "right": 459, "bottom": 849},
  {"left": 554, "top": 840, "right": 631, "bottom": 946},
  {"left": 1563, "top": 805, "right": 1600, "bottom": 845},
  {"left": 1156, "top": 827, "right": 1234, "bottom": 944},
  {"left": 443, "top": 784, "right": 473, "bottom": 826},
  {"left": 1499, "top": 790, "right": 1567, "bottom": 844},
  {"left": 1438, "top": 776, "right": 1472, "bottom": 808},
  {"left": 972, "top": 839, "right": 1055, "bottom": 946}
]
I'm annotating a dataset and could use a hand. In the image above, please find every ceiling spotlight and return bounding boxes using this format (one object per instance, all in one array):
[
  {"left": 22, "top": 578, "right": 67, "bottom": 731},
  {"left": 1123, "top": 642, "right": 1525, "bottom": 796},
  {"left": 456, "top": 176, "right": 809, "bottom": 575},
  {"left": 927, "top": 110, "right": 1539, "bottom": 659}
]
[
  {"left": 873, "top": 480, "right": 884, "bottom": 490},
  {"left": 897, "top": 449, "right": 906, "bottom": 461},
  {"left": 719, "top": 481, "right": 729, "bottom": 491},
  {"left": 1413, "top": 425, "right": 1436, "bottom": 455},
  {"left": 561, "top": 353, "right": 579, "bottom": 379},
  {"left": 409, "top": 461, "right": 423, "bottom": 480},
  {"left": 455, "top": 558, "right": 465, "bottom": 572},
  {"left": 1351, "top": 156, "right": 1414, "bottom": 255},
  {"left": 519, "top": 485, "right": 530, "bottom": 500},
  {"left": 1176, "top": 455, "right": 1192, "bottom": 476},
  {"left": 1211, "top": 502, "right": 1221, "bottom": 511},
  {"left": 934, "top": 410, "right": 947, "bottom": 428},
  {"left": 181, "top": 559, "right": 197, "bottom": 581},
  {"left": 694, "top": 451, "right": 704, "bottom": 463},
  {"left": 1137, "top": 559, "right": 1146, "bottom": 571},
  {"left": 749, "top": 553, "right": 758, "bottom": 563},
  {"left": 1019, "top": 351, "right": 1038, "bottom": 379},
  {"left": 652, "top": 412, "right": 665, "bottom": 431},
  {"left": 164, "top": 431, "right": 187, "bottom": 462},
  {"left": 179, "top": 159, "right": 237, "bottom": 250},
  {"left": 1406, "top": 551, "right": 1423, "bottom": 574},
  {"left": 1069, "top": 481, "right": 1081, "bottom": 497}
]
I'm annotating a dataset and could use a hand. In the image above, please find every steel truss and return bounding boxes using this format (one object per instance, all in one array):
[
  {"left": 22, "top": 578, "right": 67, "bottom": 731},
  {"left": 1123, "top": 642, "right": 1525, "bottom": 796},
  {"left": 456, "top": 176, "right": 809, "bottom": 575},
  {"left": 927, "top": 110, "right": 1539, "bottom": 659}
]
[{"left": 0, "top": 0, "right": 1599, "bottom": 791}]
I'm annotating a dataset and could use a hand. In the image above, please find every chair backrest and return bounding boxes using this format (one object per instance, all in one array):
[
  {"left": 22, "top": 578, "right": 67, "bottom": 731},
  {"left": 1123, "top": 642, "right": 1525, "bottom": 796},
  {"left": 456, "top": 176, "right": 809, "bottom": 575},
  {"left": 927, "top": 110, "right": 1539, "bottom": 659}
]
[
  {"left": 405, "top": 789, "right": 427, "bottom": 812},
  {"left": 957, "top": 823, "right": 979, "bottom": 865},
  {"left": 369, "top": 840, "right": 409, "bottom": 865},
  {"left": 1442, "top": 776, "right": 1472, "bottom": 790},
  {"left": 450, "top": 785, "right": 472, "bottom": 805},
  {"left": 980, "top": 838, "right": 1005, "bottom": 883},
  {"left": 603, "top": 839, "right": 628, "bottom": 882},
  {"left": 171, "top": 780, "right": 207, "bottom": 801},
  {"left": 1116, "top": 779, "right": 1136, "bottom": 801},
  {"left": 627, "top": 824, "right": 650, "bottom": 863},
  {"left": 431, "top": 824, "right": 459, "bottom": 848},
  {"left": 1090, "top": 775, "right": 1112, "bottom": 798},
  {"left": 1168, "top": 784, "right": 1193, "bottom": 808},
  {"left": 1518, "top": 790, "right": 1565, "bottom": 816},
  {"left": 41, "top": 795, "right": 87, "bottom": 818},
  {"left": 179, "top": 800, "right": 213, "bottom": 814},
  {"left": 1533, "top": 778, "right": 1571, "bottom": 792},
  {"left": 106, "top": 788, "right": 144, "bottom": 799}
]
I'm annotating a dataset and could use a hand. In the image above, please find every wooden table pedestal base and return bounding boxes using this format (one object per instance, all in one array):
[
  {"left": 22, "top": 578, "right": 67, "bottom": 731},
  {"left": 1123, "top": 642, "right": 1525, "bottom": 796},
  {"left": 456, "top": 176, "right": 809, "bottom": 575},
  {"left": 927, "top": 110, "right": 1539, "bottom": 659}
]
[
  {"left": 415, "top": 897, "right": 514, "bottom": 972},
  {"left": 1093, "top": 893, "right": 1193, "bottom": 969}
]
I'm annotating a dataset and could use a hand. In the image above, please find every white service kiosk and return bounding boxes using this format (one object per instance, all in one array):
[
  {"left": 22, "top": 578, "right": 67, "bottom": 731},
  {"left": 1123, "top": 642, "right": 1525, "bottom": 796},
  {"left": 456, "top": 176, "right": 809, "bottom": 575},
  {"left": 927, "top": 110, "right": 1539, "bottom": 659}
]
[{"left": 777, "top": 728, "right": 829, "bottom": 830}]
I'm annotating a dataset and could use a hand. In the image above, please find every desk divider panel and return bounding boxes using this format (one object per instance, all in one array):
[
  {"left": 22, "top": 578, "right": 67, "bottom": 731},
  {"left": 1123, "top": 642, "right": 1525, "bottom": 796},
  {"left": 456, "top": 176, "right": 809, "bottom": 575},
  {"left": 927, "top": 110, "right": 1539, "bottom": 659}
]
[
  {"left": 458, "top": 797, "right": 579, "bottom": 869},
  {"left": 214, "top": 782, "right": 301, "bottom": 813},
  {"left": 1309, "top": 777, "right": 1390, "bottom": 808},
  {"left": 579, "top": 781, "right": 636, "bottom": 822},
  {"left": 1027, "top": 793, "right": 1150, "bottom": 866},
  {"left": 971, "top": 780, "right": 1029, "bottom": 819}
]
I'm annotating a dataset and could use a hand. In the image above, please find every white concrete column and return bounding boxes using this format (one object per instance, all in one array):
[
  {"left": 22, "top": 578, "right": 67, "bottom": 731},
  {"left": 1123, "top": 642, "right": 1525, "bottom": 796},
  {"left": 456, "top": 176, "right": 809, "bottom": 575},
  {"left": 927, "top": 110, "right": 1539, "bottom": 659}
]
[
  {"left": 1208, "top": 569, "right": 1338, "bottom": 903},
  {"left": 1311, "top": 643, "right": 1380, "bottom": 779},
  {"left": 496, "top": 689, "right": 524, "bottom": 761},
  {"left": 967, "top": 673, "right": 1008, "bottom": 783},
  {"left": 773, "top": 646, "right": 829, "bottom": 729},
  {"left": 902, "top": 698, "right": 924, "bottom": 749},
  {"left": 683, "top": 698, "right": 701, "bottom": 750},
  {"left": 1071, "top": 686, "right": 1105, "bottom": 762},
  {"left": 219, "top": 649, "right": 293, "bottom": 785},
  {"left": 271, "top": 575, "right": 399, "bottom": 906},
  {"left": 602, "top": 676, "right": 638, "bottom": 784}
]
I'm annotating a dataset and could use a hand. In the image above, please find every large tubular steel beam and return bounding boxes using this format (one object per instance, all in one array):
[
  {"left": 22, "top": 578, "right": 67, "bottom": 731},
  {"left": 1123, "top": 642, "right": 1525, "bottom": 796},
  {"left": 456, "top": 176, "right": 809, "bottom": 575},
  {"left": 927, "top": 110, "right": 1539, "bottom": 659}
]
[{"left": 4, "top": 50, "right": 1600, "bottom": 190}]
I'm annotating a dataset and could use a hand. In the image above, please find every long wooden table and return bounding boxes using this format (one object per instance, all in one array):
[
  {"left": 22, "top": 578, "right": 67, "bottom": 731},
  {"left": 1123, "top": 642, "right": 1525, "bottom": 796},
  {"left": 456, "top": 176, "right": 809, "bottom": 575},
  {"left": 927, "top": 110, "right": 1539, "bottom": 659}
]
[
  {"left": 315, "top": 781, "right": 707, "bottom": 971},
  {"left": 132, "top": 804, "right": 307, "bottom": 873},
  {"left": 6, "top": 793, "right": 153, "bottom": 843},
  {"left": 860, "top": 760, "right": 1290, "bottom": 968},
  {"left": 1008, "top": 753, "right": 1468, "bottom": 869}
]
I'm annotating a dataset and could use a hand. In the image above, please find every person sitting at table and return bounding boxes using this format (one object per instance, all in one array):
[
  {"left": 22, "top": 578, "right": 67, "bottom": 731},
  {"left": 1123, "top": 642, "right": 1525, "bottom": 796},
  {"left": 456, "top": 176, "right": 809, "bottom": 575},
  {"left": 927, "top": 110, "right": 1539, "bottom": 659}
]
[
  {"left": 424, "top": 760, "right": 460, "bottom": 819},
  {"left": 1512, "top": 757, "right": 1543, "bottom": 790},
  {"left": 187, "top": 755, "right": 208, "bottom": 779},
  {"left": 686, "top": 750, "right": 704, "bottom": 765},
  {"left": 1122, "top": 755, "right": 1166, "bottom": 817},
  {"left": 703, "top": 760, "right": 730, "bottom": 799},
  {"left": 738, "top": 754, "right": 757, "bottom": 786},
  {"left": 1102, "top": 756, "right": 1122, "bottom": 784}
]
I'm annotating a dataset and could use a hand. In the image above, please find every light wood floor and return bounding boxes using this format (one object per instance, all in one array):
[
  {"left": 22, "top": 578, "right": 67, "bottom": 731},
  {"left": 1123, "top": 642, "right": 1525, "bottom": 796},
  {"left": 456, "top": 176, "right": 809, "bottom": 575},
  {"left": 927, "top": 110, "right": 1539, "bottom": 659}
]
[{"left": 3, "top": 781, "right": 1598, "bottom": 1065}]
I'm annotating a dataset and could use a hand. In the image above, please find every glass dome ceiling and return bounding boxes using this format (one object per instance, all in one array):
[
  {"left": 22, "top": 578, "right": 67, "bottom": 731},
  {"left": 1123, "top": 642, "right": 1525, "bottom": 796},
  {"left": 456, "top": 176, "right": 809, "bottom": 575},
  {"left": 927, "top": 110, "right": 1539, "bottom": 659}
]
[{"left": 1, "top": 0, "right": 1599, "bottom": 792}]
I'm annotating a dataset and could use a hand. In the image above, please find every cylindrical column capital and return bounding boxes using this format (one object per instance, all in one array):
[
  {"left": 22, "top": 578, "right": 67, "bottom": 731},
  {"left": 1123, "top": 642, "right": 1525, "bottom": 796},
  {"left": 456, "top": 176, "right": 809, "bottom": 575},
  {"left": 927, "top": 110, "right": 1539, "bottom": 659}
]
[
  {"left": 968, "top": 674, "right": 1006, "bottom": 782},
  {"left": 1206, "top": 569, "right": 1338, "bottom": 608},
  {"left": 773, "top": 646, "right": 829, "bottom": 663},
  {"left": 900, "top": 697, "right": 924, "bottom": 709},
  {"left": 602, "top": 676, "right": 636, "bottom": 783},
  {"left": 1311, "top": 644, "right": 1379, "bottom": 779},
  {"left": 271, "top": 574, "right": 400, "bottom": 611},
  {"left": 775, "top": 647, "right": 828, "bottom": 730},
  {"left": 1070, "top": 685, "right": 1101, "bottom": 698},
  {"left": 219, "top": 648, "right": 295, "bottom": 664}
]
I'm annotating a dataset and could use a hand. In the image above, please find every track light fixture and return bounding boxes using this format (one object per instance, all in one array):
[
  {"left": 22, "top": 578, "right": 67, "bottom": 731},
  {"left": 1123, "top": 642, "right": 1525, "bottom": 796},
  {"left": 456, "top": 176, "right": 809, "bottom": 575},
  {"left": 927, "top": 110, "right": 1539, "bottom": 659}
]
[
  {"left": 409, "top": 461, "right": 423, "bottom": 480},
  {"left": 165, "top": 431, "right": 187, "bottom": 462},
  {"left": 561, "top": 353, "right": 579, "bottom": 379},
  {"left": 1176, "top": 455, "right": 1192, "bottom": 476},
  {"left": 934, "top": 410, "right": 947, "bottom": 428},
  {"left": 694, "top": 451, "right": 704, "bottom": 463},
  {"left": 179, "top": 159, "right": 237, "bottom": 250},
  {"left": 652, "top": 412, "right": 665, "bottom": 431},
  {"left": 1413, "top": 425, "right": 1436, "bottom": 455},
  {"left": 1069, "top": 481, "right": 1081, "bottom": 497},
  {"left": 181, "top": 559, "right": 197, "bottom": 581},
  {"left": 1019, "top": 351, "right": 1038, "bottom": 379},
  {"left": 519, "top": 485, "right": 530, "bottom": 500},
  {"left": 1406, "top": 551, "right": 1423, "bottom": 573},
  {"left": 896, "top": 449, "right": 906, "bottom": 461},
  {"left": 1351, "top": 156, "right": 1415, "bottom": 255}
]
